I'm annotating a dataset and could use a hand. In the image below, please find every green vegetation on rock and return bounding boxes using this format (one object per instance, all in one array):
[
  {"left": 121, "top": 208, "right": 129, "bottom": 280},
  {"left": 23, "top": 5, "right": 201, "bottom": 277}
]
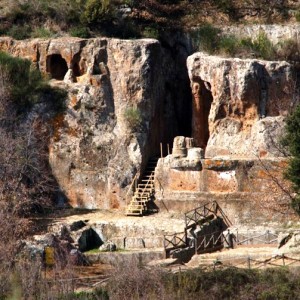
[
  {"left": 0, "top": 0, "right": 298, "bottom": 41},
  {"left": 124, "top": 107, "right": 142, "bottom": 132},
  {"left": 282, "top": 104, "right": 300, "bottom": 214},
  {"left": 0, "top": 52, "right": 66, "bottom": 216},
  {"left": 0, "top": 51, "right": 66, "bottom": 114}
]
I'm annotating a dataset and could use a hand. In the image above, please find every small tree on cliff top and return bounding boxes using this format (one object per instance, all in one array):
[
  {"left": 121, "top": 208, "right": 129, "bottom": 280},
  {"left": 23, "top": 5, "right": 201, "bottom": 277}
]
[{"left": 282, "top": 104, "right": 300, "bottom": 213}]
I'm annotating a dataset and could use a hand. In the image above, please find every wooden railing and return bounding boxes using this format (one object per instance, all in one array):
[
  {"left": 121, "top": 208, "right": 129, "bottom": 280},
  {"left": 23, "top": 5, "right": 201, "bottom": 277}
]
[
  {"left": 184, "top": 201, "right": 232, "bottom": 230},
  {"left": 164, "top": 201, "right": 233, "bottom": 258},
  {"left": 195, "top": 230, "right": 228, "bottom": 254},
  {"left": 164, "top": 232, "right": 187, "bottom": 257},
  {"left": 125, "top": 173, "right": 138, "bottom": 205},
  {"left": 140, "top": 171, "right": 155, "bottom": 199},
  {"left": 235, "top": 230, "right": 278, "bottom": 245}
]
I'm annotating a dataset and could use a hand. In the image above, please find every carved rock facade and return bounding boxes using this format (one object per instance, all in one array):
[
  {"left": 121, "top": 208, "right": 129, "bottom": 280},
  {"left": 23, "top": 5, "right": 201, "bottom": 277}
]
[
  {"left": 187, "top": 52, "right": 297, "bottom": 158},
  {"left": 0, "top": 36, "right": 192, "bottom": 208}
]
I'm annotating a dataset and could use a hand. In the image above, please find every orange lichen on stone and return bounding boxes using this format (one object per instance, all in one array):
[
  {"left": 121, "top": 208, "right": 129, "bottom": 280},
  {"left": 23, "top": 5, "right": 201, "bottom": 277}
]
[
  {"left": 168, "top": 170, "right": 198, "bottom": 191},
  {"left": 52, "top": 113, "right": 64, "bottom": 142},
  {"left": 109, "top": 196, "right": 120, "bottom": 209},
  {"left": 70, "top": 95, "right": 78, "bottom": 107},
  {"left": 67, "top": 127, "right": 78, "bottom": 138},
  {"left": 204, "top": 159, "right": 237, "bottom": 170},
  {"left": 205, "top": 170, "right": 238, "bottom": 193}
]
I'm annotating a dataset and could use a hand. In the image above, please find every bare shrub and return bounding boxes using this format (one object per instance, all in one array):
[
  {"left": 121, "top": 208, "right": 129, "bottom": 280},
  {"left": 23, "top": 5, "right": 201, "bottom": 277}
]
[{"left": 107, "top": 258, "right": 169, "bottom": 300}]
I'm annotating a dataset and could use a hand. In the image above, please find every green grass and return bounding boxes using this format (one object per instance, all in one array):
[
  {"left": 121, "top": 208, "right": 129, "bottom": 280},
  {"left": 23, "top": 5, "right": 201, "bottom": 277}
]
[
  {"left": 192, "top": 23, "right": 221, "bottom": 54},
  {"left": 31, "top": 27, "right": 55, "bottom": 38},
  {"left": 192, "top": 24, "right": 281, "bottom": 60},
  {"left": 69, "top": 26, "right": 91, "bottom": 38}
]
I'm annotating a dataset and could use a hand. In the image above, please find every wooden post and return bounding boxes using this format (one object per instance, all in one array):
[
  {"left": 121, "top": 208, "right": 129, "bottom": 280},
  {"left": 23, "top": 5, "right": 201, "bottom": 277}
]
[
  {"left": 282, "top": 255, "right": 285, "bottom": 266},
  {"left": 160, "top": 143, "right": 163, "bottom": 158},
  {"left": 167, "top": 143, "right": 170, "bottom": 155},
  {"left": 247, "top": 256, "right": 251, "bottom": 269}
]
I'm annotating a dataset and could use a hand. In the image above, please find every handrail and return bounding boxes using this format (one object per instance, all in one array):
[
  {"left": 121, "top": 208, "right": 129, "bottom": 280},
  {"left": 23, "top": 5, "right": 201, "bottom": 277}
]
[
  {"left": 126, "top": 173, "right": 138, "bottom": 198},
  {"left": 235, "top": 230, "right": 278, "bottom": 245},
  {"left": 125, "top": 173, "right": 138, "bottom": 206},
  {"left": 185, "top": 201, "right": 217, "bottom": 229},
  {"left": 196, "top": 230, "right": 227, "bottom": 252},
  {"left": 185, "top": 201, "right": 232, "bottom": 229},
  {"left": 140, "top": 171, "right": 154, "bottom": 199},
  {"left": 164, "top": 232, "right": 187, "bottom": 250}
]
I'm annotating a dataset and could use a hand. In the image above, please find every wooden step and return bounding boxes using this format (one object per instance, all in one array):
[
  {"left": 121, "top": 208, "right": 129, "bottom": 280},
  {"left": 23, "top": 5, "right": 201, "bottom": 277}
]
[
  {"left": 126, "top": 205, "right": 144, "bottom": 210},
  {"left": 137, "top": 183, "right": 154, "bottom": 187},
  {"left": 125, "top": 157, "right": 158, "bottom": 217},
  {"left": 135, "top": 197, "right": 150, "bottom": 201},
  {"left": 126, "top": 211, "right": 143, "bottom": 216},
  {"left": 135, "top": 195, "right": 152, "bottom": 199},
  {"left": 136, "top": 188, "right": 153, "bottom": 192},
  {"left": 135, "top": 192, "right": 152, "bottom": 196},
  {"left": 134, "top": 187, "right": 154, "bottom": 194},
  {"left": 127, "top": 206, "right": 144, "bottom": 211}
]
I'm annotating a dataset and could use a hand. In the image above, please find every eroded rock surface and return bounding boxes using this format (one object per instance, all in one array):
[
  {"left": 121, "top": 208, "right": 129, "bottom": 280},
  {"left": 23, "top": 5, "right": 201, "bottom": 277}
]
[
  {"left": 187, "top": 52, "right": 298, "bottom": 158},
  {"left": 0, "top": 36, "right": 192, "bottom": 208}
]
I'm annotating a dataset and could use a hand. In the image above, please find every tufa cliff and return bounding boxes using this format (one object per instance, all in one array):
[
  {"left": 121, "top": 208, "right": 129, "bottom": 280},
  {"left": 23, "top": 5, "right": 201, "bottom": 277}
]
[
  {"left": 0, "top": 36, "right": 192, "bottom": 209},
  {"left": 0, "top": 35, "right": 298, "bottom": 223},
  {"left": 154, "top": 51, "right": 298, "bottom": 225},
  {"left": 187, "top": 52, "right": 297, "bottom": 158}
]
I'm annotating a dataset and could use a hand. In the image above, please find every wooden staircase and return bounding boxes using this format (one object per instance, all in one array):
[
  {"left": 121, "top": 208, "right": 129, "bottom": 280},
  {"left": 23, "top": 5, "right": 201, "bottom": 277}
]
[{"left": 126, "top": 157, "right": 158, "bottom": 216}]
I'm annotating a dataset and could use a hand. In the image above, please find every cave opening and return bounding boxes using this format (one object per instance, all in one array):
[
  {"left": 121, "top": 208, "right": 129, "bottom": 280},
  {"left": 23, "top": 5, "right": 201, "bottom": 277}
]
[
  {"left": 192, "top": 78, "right": 213, "bottom": 150},
  {"left": 46, "top": 54, "right": 68, "bottom": 80},
  {"left": 78, "top": 228, "right": 103, "bottom": 252}
]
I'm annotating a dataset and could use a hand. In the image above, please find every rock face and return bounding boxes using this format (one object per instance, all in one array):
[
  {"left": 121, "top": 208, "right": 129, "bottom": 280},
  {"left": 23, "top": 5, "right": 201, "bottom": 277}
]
[
  {"left": 155, "top": 154, "right": 295, "bottom": 225},
  {"left": 222, "top": 24, "right": 300, "bottom": 45},
  {"left": 0, "top": 36, "right": 192, "bottom": 209},
  {"left": 187, "top": 52, "right": 297, "bottom": 158}
]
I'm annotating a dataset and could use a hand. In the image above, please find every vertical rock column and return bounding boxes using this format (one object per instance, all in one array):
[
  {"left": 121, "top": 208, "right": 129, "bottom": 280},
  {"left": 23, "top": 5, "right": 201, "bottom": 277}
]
[{"left": 191, "top": 79, "right": 212, "bottom": 150}]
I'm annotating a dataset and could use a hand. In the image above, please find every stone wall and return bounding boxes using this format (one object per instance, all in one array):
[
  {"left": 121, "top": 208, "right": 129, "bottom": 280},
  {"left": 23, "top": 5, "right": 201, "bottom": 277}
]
[{"left": 155, "top": 152, "right": 295, "bottom": 225}]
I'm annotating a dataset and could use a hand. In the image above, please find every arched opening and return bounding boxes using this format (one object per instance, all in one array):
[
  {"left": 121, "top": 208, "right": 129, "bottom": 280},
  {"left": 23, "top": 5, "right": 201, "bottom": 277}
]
[
  {"left": 192, "top": 78, "right": 213, "bottom": 149},
  {"left": 78, "top": 228, "right": 103, "bottom": 252},
  {"left": 46, "top": 54, "right": 68, "bottom": 80}
]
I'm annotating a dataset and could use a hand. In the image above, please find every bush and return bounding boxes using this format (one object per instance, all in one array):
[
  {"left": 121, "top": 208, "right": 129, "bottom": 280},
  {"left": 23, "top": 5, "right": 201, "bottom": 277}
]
[
  {"left": 219, "top": 35, "right": 241, "bottom": 56},
  {"left": 276, "top": 39, "right": 300, "bottom": 61},
  {"left": 295, "top": 10, "right": 300, "bottom": 22},
  {"left": 124, "top": 107, "right": 142, "bottom": 131},
  {"left": 252, "top": 31, "right": 276, "bottom": 60},
  {"left": 70, "top": 26, "right": 91, "bottom": 38},
  {"left": 7, "top": 25, "right": 32, "bottom": 40},
  {"left": 0, "top": 51, "right": 42, "bottom": 110},
  {"left": 142, "top": 26, "right": 159, "bottom": 39},
  {"left": 192, "top": 24, "right": 220, "bottom": 54},
  {"left": 31, "top": 27, "right": 55, "bottom": 38},
  {"left": 82, "top": 0, "right": 115, "bottom": 25}
]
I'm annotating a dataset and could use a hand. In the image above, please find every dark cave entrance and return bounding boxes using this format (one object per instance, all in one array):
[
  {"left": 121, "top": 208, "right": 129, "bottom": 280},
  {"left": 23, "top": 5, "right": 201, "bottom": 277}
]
[
  {"left": 192, "top": 78, "right": 213, "bottom": 149},
  {"left": 46, "top": 54, "right": 68, "bottom": 80},
  {"left": 71, "top": 53, "right": 82, "bottom": 79},
  {"left": 78, "top": 228, "right": 103, "bottom": 252}
]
